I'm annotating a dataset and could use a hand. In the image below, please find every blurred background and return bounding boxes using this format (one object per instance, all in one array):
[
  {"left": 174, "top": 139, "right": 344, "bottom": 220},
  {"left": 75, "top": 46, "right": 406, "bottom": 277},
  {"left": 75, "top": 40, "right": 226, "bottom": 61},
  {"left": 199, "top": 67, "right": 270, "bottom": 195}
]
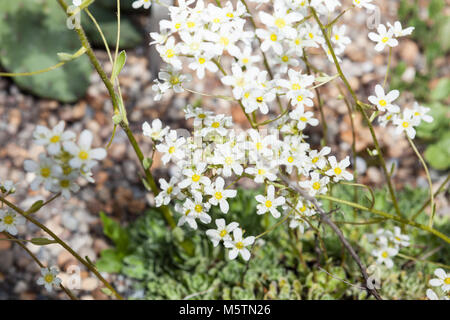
[{"left": 0, "top": 0, "right": 448, "bottom": 299}]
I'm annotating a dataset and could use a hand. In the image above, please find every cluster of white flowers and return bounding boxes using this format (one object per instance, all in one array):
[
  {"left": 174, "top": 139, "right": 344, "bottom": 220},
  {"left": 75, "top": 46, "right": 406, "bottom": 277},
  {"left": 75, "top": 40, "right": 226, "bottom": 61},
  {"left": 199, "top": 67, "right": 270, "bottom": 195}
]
[
  {"left": 366, "top": 227, "right": 410, "bottom": 269},
  {"left": 142, "top": 102, "right": 354, "bottom": 260},
  {"left": 24, "top": 121, "right": 107, "bottom": 200},
  {"left": 426, "top": 268, "right": 450, "bottom": 300},
  {"left": 368, "top": 87, "right": 433, "bottom": 139}
]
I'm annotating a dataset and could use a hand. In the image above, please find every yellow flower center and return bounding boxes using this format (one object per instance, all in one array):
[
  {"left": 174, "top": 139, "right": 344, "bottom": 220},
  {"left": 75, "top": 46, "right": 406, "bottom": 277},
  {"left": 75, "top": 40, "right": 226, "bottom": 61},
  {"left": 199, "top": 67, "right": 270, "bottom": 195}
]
[
  {"left": 274, "top": 18, "right": 286, "bottom": 29},
  {"left": 213, "top": 18, "right": 220, "bottom": 23},
  {"left": 256, "top": 96, "right": 264, "bottom": 103},
  {"left": 60, "top": 180, "right": 70, "bottom": 188},
  {"left": 78, "top": 151, "right": 89, "bottom": 160},
  {"left": 187, "top": 21, "right": 195, "bottom": 28},
  {"left": 226, "top": 13, "right": 234, "bottom": 18},
  {"left": 174, "top": 23, "right": 181, "bottom": 29},
  {"left": 381, "top": 251, "right": 389, "bottom": 258},
  {"left": 402, "top": 122, "right": 409, "bottom": 128},
  {"left": 220, "top": 37, "right": 230, "bottom": 46},
  {"left": 281, "top": 55, "right": 289, "bottom": 62},
  {"left": 334, "top": 167, "right": 342, "bottom": 175},
  {"left": 295, "top": 38, "right": 301, "bottom": 45},
  {"left": 198, "top": 113, "right": 206, "bottom": 119},
  {"left": 220, "top": 229, "right": 227, "bottom": 237},
  {"left": 312, "top": 157, "right": 319, "bottom": 163},
  {"left": 444, "top": 278, "right": 450, "bottom": 285},
  {"left": 335, "top": 34, "right": 340, "bottom": 40},
  {"left": 192, "top": 174, "right": 201, "bottom": 182},
  {"left": 170, "top": 76, "right": 180, "bottom": 85},
  {"left": 308, "top": 32, "right": 314, "bottom": 39},
  {"left": 44, "top": 274, "right": 54, "bottom": 283},
  {"left": 40, "top": 167, "right": 51, "bottom": 178},
  {"left": 297, "top": 96, "right": 304, "bottom": 102},
  {"left": 195, "top": 204, "right": 203, "bottom": 213},
  {"left": 168, "top": 146, "right": 175, "bottom": 154},
  {"left": 312, "top": 182, "right": 321, "bottom": 190},
  {"left": 211, "top": 121, "right": 220, "bottom": 128},
  {"left": 258, "top": 169, "right": 266, "bottom": 175},
  {"left": 265, "top": 200, "right": 272, "bottom": 208},
  {"left": 287, "top": 156, "right": 294, "bottom": 163},
  {"left": 215, "top": 192, "right": 223, "bottom": 200},
  {"left": 167, "top": 186, "right": 173, "bottom": 194},
  {"left": 270, "top": 33, "right": 277, "bottom": 41},
  {"left": 166, "top": 49, "right": 175, "bottom": 58},
  {"left": 50, "top": 135, "right": 60, "bottom": 143},
  {"left": 225, "top": 157, "right": 233, "bottom": 165},
  {"left": 291, "top": 83, "right": 301, "bottom": 91},
  {"left": 198, "top": 57, "right": 206, "bottom": 64},
  {"left": 255, "top": 142, "right": 262, "bottom": 150},
  {"left": 244, "top": 92, "right": 250, "bottom": 99},
  {"left": 381, "top": 37, "right": 389, "bottom": 43},
  {"left": 3, "top": 215, "right": 14, "bottom": 225},
  {"left": 242, "top": 58, "right": 249, "bottom": 64},
  {"left": 379, "top": 99, "right": 387, "bottom": 106},
  {"left": 300, "top": 205, "right": 307, "bottom": 212},
  {"left": 236, "top": 241, "right": 244, "bottom": 249}
]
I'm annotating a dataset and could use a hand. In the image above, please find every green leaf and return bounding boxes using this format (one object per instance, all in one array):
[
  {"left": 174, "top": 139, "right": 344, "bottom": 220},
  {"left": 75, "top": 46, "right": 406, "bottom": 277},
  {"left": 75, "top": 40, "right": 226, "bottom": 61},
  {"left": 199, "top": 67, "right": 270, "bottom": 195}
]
[
  {"left": 142, "top": 157, "right": 152, "bottom": 170},
  {"left": 30, "top": 238, "right": 57, "bottom": 245},
  {"left": 26, "top": 200, "right": 44, "bottom": 215},
  {"left": 96, "top": 249, "right": 123, "bottom": 273},
  {"left": 0, "top": 0, "right": 92, "bottom": 103},
  {"left": 111, "top": 50, "right": 126, "bottom": 81},
  {"left": 424, "top": 135, "right": 450, "bottom": 170},
  {"left": 99, "top": 212, "right": 129, "bottom": 253},
  {"left": 431, "top": 78, "right": 450, "bottom": 101}
]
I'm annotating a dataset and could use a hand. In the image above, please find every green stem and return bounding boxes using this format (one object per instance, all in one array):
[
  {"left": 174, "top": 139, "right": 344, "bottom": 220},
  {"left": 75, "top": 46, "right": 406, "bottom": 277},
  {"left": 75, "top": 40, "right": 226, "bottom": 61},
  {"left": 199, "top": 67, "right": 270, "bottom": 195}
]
[
  {"left": 316, "top": 194, "right": 449, "bottom": 243},
  {"left": 0, "top": 196, "right": 124, "bottom": 299},
  {"left": 310, "top": 7, "right": 403, "bottom": 218},
  {"left": 407, "top": 136, "right": 435, "bottom": 227}
]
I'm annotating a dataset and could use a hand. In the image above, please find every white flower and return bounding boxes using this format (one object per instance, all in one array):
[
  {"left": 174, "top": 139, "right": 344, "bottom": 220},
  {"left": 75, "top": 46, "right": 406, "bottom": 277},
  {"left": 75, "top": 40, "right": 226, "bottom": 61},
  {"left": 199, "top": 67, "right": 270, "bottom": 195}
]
[
  {"left": 24, "top": 154, "right": 61, "bottom": 191},
  {"left": 158, "top": 66, "right": 191, "bottom": 93},
  {"left": 72, "top": 0, "right": 82, "bottom": 6},
  {"left": 156, "top": 130, "right": 186, "bottom": 165},
  {"left": 204, "top": 177, "right": 237, "bottom": 214},
  {"left": 64, "top": 130, "right": 107, "bottom": 169},
  {"left": 255, "top": 28, "right": 283, "bottom": 55},
  {"left": 233, "top": 47, "right": 261, "bottom": 68},
  {"left": 372, "top": 246, "right": 398, "bottom": 268},
  {"left": 0, "top": 209, "right": 25, "bottom": 235},
  {"left": 289, "top": 215, "right": 308, "bottom": 233},
  {"left": 368, "top": 84, "right": 400, "bottom": 113},
  {"left": 429, "top": 268, "right": 450, "bottom": 292},
  {"left": 298, "top": 172, "right": 330, "bottom": 197},
  {"left": 142, "top": 119, "right": 169, "bottom": 141},
  {"left": 393, "top": 109, "right": 420, "bottom": 139},
  {"left": 325, "top": 156, "right": 353, "bottom": 182},
  {"left": 224, "top": 228, "right": 255, "bottom": 261},
  {"left": 412, "top": 102, "right": 433, "bottom": 124},
  {"left": 37, "top": 267, "right": 62, "bottom": 292},
  {"left": 179, "top": 162, "right": 211, "bottom": 190},
  {"left": 50, "top": 172, "right": 80, "bottom": 199},
  {"left": 243, "top": 88, "right": 275, "bottom": 115},
  {"left": 258, "top": 2, "right": 302, "bottom": 38},
  {"left": 426, "top": 288, "right": 449, "bottom": 300},
  {"left": 188, "top": 51, "right": 218, "bottom": 79},
  {"left": 176, "top": 196, "right": 211, "bottom": 230},
  {"left": 289, "top": 106, "right": 319, "bottom": 130},
  {"left": 245, "top": 162, "right": 277, "bottom": 183},
  {"left": 33, "top": 121, "right": 75, "bottom": 155},
  {"left": 367, "top": 228, "right": 392, "bottom": 247},
  {"left": 353, "top": 0, "right": 375, "bottom": 11},
  {"left": 387, "top": 21, "right": 414, "bottom": 38},
  {"left": 206, "top": 219, "right": 239, "bottom": 247},
  {"left": 255, "top": 185, "right": 285, "bottom": 218},
  {"left": 132, "top": 0, "right": 152, "bottom": 9},
  {"left": 155, "top": 177, "right": 180, "bottom": 207},
  {"left": 392, "top": 226, "right": 410, "bottom": 247},
  {"left": 156, "top": 37, "right": 182, "bottom": 69},
  {"left": 211, "top": 143, "right": 244, "bottom": 177},
  {"left": 368, "top": 24, "right": 398, "bottom": 52},
  {"left": 331, "top": 25, "right": 351, "bottom": 52},
  {"left": 307, "top": 147, "right": 331, "bottom": 170}
]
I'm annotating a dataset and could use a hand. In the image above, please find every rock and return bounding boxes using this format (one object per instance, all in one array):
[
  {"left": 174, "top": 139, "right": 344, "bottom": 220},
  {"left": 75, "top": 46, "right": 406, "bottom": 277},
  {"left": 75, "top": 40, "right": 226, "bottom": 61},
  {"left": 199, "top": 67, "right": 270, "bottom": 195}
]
[
  {"left": 0, "top": 233, "right": 12, "bottom": 251},
  {"left": 399, "top": 40, "right": 419, "bottom": 65}
]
